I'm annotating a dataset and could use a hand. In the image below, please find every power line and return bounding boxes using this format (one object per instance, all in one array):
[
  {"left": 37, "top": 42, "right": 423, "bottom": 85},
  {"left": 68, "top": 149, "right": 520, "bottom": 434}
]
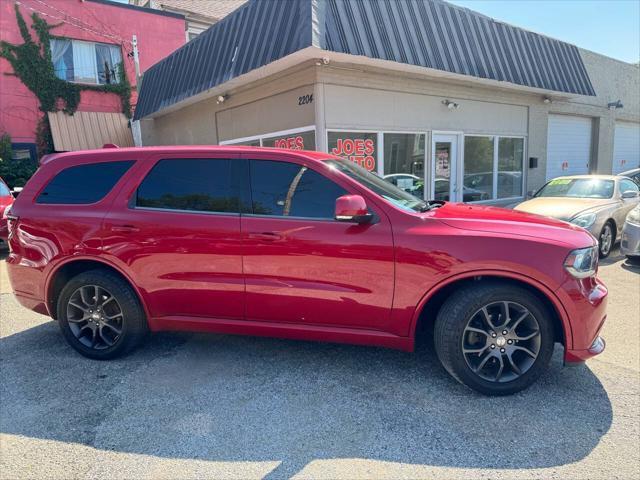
[
  {"left": 14, "top": 1, "right": 133, "bottom": 49},
  {"left": 32, "top": 0, "right": 132, "bottom": 47}
]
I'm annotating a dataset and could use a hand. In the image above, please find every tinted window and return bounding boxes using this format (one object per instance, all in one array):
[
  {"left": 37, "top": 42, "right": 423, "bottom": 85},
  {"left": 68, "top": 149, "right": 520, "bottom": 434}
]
[
  {"left": 249, "top": 160, "right": 346, "bottom": 219},
  {"left": 37, "top": 161, "right": 133, "bottom": 204},
  {"left": 326, "top": 159, "right": 424, "bottom": 212},
  {"left": 620, "top": 178, "right": 639, "bottom": 194},
  {"left": 136, "top": 159, "right": 240, "bottom": 213}
]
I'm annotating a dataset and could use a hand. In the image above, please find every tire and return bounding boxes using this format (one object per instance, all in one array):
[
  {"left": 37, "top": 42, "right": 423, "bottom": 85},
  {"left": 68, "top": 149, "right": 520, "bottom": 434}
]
[
  {"left": 598, "top": 221, "right": 615, "bottom": 259},
  {"left": 57, "top": 269, "right": 148, "bottom": 360},
  {"left": 627, "top": 255, "right": 640, "bottom": 265},
  {"left": 434, "top": 281, "right": 555, "bottom": 396}
]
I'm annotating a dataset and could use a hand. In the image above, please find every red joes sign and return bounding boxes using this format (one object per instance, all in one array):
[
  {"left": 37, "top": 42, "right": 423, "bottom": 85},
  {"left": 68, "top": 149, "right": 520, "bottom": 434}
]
[
  {"left": 327, "top": 132, "right": 378, "bottom": 171},
  {"left": 274, "top": 136, "right": 305, "bottom": 150}
]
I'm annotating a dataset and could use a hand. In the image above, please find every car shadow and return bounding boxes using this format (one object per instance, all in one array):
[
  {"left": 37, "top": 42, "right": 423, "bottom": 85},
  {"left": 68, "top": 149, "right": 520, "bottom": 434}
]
[
  {"left": 1, "top": 312, "right": 613, "bottom": 478},
  {"left": 600, "top": 248, "right": 626, "bottom": 266},
  {"left": 600, "top": 247, "right": 640, "bottom": 273}
]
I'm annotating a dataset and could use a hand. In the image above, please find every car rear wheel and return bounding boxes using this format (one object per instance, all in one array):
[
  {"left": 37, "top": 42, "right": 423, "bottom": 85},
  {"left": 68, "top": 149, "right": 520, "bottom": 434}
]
[
  {"left": 598, "top": 222, "right": 614, "bottom": 258},
  {"left": 434, "top": 282, "right": 554, "bottom": 396},
  {"left": 57, "top": 270, "right": 148, "bottom": 360}
]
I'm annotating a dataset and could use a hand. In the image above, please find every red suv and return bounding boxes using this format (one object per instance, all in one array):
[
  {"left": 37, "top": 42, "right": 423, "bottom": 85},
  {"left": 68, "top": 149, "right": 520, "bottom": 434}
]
[{"left": 6, "top": 147, "right": 607, "bottom": 395}]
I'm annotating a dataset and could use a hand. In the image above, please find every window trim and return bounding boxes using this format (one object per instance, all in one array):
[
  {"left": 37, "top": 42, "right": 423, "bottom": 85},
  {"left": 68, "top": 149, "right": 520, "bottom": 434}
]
[
  {"left": 220, "top": 126, "right": 316, "bottom": 148},
  {"left": 133, "top": 205, "right": 240, "bottom": 217}
]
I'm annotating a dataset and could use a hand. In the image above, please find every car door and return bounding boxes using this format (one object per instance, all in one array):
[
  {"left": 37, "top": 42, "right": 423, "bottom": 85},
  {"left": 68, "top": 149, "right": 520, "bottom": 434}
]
[
  {"left": 102, "top": 153, "right": 246, "bottom": 320},
  {"left": 241, "top": 154, "right": 397, "bottom": 334}
]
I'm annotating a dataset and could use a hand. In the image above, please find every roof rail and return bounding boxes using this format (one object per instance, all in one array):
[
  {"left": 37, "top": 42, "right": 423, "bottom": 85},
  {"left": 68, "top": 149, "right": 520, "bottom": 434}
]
[{"left": 102, "top": 143, "right": 119, "bottom": 149}]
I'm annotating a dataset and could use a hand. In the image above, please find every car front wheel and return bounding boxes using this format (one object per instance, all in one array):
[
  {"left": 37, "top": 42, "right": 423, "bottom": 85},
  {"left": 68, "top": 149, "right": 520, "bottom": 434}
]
[
  {"left": 598, "top": 222, "right": 614, "bottom": 258},
  {"left": 57, "top": 270, "right": 148, "bottom": 360},
  {"left": 434, "top": 282, "right": 555, "bottom": 396}
]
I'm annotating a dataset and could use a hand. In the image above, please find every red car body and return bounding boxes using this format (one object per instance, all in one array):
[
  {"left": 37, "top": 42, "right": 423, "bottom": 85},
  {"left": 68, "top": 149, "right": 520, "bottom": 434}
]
[
  {"left": 0, "top": 176, "right": 14, "bottom": 248},
  {"left": 6, "top": 147, "right": 607, "bottom": 366}
]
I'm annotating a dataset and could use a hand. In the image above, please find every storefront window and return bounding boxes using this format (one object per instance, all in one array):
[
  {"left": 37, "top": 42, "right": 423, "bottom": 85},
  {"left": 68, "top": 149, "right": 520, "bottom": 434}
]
[
  {"left": 383, "top": 133, "right": 426, "bottom": 199},
  {"left": 463, "top": 136, "right": 494, "bottom": 200},
  {"left": 262, "top": 130, "right": 315, "bottom": 150},
  {"left": 498, "top": 137, "right": 524, "bottom": 198},
  {"left": 327, "top": 131, "right": 377, "bottom": 172},
  {"left": 230, "top": 139, "right": 261, "bottom": 147}
]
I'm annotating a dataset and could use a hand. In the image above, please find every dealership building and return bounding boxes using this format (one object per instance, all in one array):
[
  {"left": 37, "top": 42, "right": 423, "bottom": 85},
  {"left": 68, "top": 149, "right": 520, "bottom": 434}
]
[{"left": 133, "top": 0, "right": 640, "bottom": 205}]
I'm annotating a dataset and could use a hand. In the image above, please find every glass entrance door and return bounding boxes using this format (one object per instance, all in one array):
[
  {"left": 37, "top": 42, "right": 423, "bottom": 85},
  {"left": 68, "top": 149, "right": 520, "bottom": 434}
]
[{"left": 432, "top": 134, "right": 459, "bottom": 201}]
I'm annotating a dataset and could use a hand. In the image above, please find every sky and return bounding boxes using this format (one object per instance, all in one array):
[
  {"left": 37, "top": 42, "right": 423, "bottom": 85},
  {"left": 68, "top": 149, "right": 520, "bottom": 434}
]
[{"left": 449, "top": 0, "right": 640, "bottom": 63}]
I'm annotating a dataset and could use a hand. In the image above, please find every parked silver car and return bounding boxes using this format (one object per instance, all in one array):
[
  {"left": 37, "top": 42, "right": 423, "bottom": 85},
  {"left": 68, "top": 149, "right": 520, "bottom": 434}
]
[
  {"left": 515, "top": 175, "right": 640, "bottom": 258},
  {"left": 621, "top": 205, "right": 640, "bottom": 262}
]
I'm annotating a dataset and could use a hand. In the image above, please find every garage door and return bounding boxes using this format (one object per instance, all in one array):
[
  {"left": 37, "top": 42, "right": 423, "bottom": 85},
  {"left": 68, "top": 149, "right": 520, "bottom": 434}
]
[
  {"left": 613, "top": 122, "right": 640, "bottom": 174},
  {"left": 546, "top": 114, "right": 592, "bottom": 180}
]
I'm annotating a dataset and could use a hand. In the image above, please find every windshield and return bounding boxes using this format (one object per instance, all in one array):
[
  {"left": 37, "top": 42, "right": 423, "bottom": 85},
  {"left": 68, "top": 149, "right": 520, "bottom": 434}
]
[
  {"left": 535, "top": 178, "right": 615, "bottom": 199},
  {"left": 325, "top": 158, "right": 425, "bottom": 212}
]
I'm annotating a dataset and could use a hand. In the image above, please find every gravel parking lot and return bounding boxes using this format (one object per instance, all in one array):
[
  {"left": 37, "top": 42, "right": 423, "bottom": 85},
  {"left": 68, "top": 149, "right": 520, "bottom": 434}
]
[{"left": 1, "top": 251, "right": 639, "bottom": 479}]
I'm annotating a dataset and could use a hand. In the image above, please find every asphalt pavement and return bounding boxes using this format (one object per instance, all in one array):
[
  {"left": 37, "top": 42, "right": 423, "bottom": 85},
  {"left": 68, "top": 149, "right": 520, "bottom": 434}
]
[{"left": 1, "top": 250, "right": 639, "bottom": 479}]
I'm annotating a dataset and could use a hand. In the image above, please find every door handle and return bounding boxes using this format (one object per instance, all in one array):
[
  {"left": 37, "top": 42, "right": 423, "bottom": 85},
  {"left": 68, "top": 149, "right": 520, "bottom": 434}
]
[
  {"left": 248, "top": 232, "right": 282, "bottom": 242},
  {"left": 110, "top": 224, "right": 140, "bottom": 233}
]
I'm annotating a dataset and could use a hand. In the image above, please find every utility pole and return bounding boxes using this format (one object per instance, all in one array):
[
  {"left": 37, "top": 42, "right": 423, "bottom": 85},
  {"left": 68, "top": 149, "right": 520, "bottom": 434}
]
[{"left": 132, "top": 34, "right": 141, "bottom": 86}]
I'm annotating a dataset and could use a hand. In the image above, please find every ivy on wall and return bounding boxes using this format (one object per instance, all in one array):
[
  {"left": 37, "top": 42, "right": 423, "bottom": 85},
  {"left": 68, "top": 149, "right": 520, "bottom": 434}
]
[
  {"left": 0, "top": 4, "right": 132, "bottom": 159},
  {"left": 0, "top": 133, "right": 39, "bottom": 188}
]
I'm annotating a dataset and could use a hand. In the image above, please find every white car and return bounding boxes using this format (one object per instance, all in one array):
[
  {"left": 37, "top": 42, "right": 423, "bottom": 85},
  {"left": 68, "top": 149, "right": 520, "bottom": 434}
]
[{"left": 621, "top": 205, "right": 640, "bottom": 263}]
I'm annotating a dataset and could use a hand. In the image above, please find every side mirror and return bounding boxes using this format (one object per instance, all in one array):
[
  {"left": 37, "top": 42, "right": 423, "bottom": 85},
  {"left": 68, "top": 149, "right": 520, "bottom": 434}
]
[
  {"left": 622, "top": 190, "right": 640, "bottom": 199},
  {"left": 335, "top": 195, "right": 373, "bottom": 224}
]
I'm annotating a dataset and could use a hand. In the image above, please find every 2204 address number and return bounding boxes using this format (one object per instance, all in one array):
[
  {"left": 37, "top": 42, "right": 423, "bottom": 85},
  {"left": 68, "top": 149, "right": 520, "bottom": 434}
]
[{"left": 298, "top": 94, "right": 313, "bottom": 105}]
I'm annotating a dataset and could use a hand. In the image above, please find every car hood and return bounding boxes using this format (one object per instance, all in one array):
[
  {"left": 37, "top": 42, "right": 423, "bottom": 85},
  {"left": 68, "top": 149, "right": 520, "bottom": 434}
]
[
  {"left": 514, "top": 197, "right": 616, "bottom": 221},
  {"left": 428, "top": 202, "right": 595, "bottom": 248}
]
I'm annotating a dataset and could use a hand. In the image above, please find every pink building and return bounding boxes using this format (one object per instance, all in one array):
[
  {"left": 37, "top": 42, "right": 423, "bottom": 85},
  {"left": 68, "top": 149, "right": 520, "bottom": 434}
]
[{"left": 0, "top": 0, "right": 185, "bottom": 161}]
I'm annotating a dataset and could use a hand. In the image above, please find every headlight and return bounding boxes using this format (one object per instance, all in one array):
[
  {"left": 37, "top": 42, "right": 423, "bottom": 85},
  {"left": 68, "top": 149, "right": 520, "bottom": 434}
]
[
  {"left": 570, "top": 212, "right": 597, "bottom": 228},
  {"left": 564, "top": 246, "right": 598, "bottom": 279},
  {"left": 626, "top": 207, "right": 640, "bottom": 226}
]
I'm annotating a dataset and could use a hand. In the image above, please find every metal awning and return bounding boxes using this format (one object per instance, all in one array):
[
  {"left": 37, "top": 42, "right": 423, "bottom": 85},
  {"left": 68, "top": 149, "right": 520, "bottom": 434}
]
[
  {"left": 48, "top": 111, "right": 134, "bottom": 151},
  {"left": 134, "top": 0, "right": 596, "bottom": 120}
]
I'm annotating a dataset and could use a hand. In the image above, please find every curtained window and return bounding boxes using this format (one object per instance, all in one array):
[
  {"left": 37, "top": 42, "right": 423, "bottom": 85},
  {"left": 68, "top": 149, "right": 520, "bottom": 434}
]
[{"left": 50, "top": 39, "right": 123, "bottom": 85}]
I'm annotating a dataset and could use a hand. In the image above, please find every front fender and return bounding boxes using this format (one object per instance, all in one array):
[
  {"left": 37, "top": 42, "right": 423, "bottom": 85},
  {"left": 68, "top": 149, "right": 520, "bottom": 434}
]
[{"left": 407, "top": 269, "right": 573, "bottom": 349}]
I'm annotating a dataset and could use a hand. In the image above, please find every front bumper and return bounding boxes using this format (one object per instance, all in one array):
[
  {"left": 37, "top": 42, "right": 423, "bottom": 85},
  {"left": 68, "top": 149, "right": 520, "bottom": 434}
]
[
  {"left": 620, "top": 221, "right": 640, "bottom": 257},
  {"left": 565, "top": 335, "right": 606, "bottom": 364},
  {"left": 557, "top": 277, "right": 608, "bottom": 365}
]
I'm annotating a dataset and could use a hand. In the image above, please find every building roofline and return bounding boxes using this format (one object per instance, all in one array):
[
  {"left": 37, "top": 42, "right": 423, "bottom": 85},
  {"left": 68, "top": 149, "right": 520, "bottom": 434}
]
[
  {"left": 445, "top": 0, "right": 638, "bottom": 66},
  {"left": 86, "top": 0, "right": 185, "bottom": 20},
  {"left": 134, "top": 0, "right": 597, "bottom": 120}
]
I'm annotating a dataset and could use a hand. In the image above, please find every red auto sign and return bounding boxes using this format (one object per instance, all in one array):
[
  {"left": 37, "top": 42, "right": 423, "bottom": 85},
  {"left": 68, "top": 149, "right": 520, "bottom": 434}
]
[
  {"left": 331, "top": 138, "right": 376, "bottom": 171},
  {"left": 274, "top": 136, "right": 305, "bottom": 150}
]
